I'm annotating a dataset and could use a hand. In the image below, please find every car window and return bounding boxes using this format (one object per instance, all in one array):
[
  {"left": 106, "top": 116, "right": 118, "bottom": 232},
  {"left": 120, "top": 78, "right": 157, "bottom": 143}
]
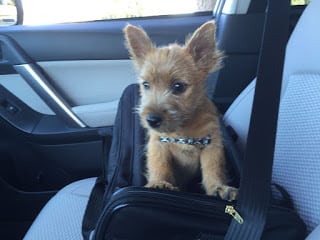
[
  {"left": 0, "top": 0, "right": 312, "bottom": 27},
  {"left": 17, "top": 0, "right": 217, "bottom": 26},
  {"left": 291, "top": 0, "right": 310, "bottom": 5},
  {"left": 0, "top": 0, "right": 17, "bottom": 26}
]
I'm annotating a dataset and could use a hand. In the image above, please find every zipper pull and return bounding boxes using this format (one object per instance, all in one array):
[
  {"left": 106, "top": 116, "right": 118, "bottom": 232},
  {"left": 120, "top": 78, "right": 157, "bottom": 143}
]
[{"left": 225, "top": 205, "right": 244, "bottom": 224}]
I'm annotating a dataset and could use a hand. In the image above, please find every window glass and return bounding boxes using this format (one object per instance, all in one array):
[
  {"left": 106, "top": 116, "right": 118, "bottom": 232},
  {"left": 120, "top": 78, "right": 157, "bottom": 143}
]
[
  {"left": 291, "top": 0, "right": 311, "bottom": 5},
  {"left": 21, "top": 0, "right": 217, "bottom": 26},
  {"left": 0, "top": 0, "right": 17, "bottom": 26}
]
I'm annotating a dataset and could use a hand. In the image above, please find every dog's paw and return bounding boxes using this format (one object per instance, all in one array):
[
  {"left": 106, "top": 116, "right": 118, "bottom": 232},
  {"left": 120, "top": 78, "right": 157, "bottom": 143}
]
[
  {"left": 212, "top": 185, "right": 238, "bottom": 201},
  {"left": 145, "top": 181, "right": 179, "bottom": 191}
]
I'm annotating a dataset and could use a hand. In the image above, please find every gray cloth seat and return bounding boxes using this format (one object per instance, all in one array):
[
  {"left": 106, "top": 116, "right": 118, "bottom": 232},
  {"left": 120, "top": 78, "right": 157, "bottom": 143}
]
[
  {"left": 23, "top": 178, "right": 96, "bottom": 240},
  {"left": 24, "top": 0, "right": 320, "bottom": 239}
]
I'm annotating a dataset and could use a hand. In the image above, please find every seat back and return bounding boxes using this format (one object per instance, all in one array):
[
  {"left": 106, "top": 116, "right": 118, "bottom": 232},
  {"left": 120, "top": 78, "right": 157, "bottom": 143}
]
[{"left": 224, "top": 0, "right": 320, "bottom": 232}]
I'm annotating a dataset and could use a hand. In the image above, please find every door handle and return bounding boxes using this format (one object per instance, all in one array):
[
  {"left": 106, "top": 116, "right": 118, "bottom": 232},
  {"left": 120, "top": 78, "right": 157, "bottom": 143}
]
[{"left": 0, "top": 34, "right": 86, "bottom": 128}]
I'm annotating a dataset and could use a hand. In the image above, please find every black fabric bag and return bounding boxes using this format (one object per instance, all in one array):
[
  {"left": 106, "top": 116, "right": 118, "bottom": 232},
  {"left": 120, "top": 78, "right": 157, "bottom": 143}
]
[
  {"left": 82, "top": 84, "right": 305, "bottom": 240},
  {"left": 94, "top": 187, "right": 306, "bottom": 240},
  {"left": 82, "top": 0, "right": 307, "bottom": 239}
]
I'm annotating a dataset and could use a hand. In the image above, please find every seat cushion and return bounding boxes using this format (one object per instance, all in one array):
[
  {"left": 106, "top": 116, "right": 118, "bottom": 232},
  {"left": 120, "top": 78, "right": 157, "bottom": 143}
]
[
  {"left": 23, "top": 178, "right": 96, "bottom": 240},
  {"left": 306, "top": 225, "right": 320, "bottom": 240},
  {"left": 272, "top": 73, "right": 320, "bottom": 232}
]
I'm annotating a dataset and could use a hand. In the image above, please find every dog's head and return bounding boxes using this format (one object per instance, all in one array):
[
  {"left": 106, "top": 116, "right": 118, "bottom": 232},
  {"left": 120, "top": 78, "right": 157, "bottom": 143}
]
[{"left": 124, "top": 22, "right": 222, "bottom": 133}]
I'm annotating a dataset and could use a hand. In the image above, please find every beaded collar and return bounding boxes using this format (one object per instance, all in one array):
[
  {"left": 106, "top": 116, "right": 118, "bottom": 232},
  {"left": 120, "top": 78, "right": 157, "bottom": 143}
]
[{"left": 159, "top": 135, "right": 211, "bottom": 147}]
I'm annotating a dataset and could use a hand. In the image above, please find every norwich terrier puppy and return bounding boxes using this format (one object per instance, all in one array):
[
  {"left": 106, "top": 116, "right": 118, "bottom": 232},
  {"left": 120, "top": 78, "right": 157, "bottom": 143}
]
[{"left": 124, "top": 21, "right": 237, "bottom": 201}]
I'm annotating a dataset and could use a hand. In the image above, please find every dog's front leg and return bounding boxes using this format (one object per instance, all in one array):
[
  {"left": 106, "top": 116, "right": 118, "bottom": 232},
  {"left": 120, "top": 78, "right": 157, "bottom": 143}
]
[
  {"left": 145, "top": 134, "right": 179, "bottom": 191},
  {"left": 200, "top": 144, "right": 238, "bottom": 201}
]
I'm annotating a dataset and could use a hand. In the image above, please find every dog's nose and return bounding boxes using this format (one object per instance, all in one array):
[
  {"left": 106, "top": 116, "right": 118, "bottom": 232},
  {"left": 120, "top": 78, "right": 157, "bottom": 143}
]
[{"left": 146, "top": 114, "right": 162, "bottom": 128}]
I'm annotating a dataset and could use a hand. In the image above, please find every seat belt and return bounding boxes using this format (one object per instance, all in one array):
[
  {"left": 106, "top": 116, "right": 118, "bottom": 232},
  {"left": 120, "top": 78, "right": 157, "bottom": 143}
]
[{"left": 225, "top": 0, "right": 290, "bottom": 239}]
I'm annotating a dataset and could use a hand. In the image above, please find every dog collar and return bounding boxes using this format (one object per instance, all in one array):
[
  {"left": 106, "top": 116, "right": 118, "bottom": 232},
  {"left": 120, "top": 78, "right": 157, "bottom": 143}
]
[{"left": 159, "top": 135, "right": 211, "bottom": 147}]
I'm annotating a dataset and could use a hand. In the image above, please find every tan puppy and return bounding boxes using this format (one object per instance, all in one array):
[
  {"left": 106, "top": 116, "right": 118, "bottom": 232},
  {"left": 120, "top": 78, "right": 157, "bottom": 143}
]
[{"left": 124, "top": 22, "right": 237, "bottom": 201}]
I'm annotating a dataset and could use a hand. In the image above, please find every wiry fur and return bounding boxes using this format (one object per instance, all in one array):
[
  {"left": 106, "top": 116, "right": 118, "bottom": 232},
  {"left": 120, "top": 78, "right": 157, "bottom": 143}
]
[{"left": 124, "top": 21, "right": 237, "bottom": 201}]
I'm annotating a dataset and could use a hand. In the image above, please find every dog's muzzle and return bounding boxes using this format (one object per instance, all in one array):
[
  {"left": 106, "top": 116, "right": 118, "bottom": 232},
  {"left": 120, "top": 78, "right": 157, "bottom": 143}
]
[{"left": 146, "top": 113, "right": 162, "bottom": 128}]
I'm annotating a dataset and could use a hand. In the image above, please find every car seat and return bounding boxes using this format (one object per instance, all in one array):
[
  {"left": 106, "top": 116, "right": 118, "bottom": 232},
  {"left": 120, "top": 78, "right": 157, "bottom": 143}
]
[{"left": 23, "top": 0, "right": 320, "bottom": 239}]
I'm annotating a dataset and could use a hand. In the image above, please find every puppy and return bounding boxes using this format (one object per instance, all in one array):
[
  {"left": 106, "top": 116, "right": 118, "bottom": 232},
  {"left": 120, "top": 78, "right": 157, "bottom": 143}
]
[{"left": 124, "top": 21, "right": 237, "bottom": 201}]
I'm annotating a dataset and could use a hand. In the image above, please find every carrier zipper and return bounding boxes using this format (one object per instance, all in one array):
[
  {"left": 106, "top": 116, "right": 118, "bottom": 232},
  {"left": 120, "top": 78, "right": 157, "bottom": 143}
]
[{"left": 225, "top": 205, "right": 244, "bottom": 224}]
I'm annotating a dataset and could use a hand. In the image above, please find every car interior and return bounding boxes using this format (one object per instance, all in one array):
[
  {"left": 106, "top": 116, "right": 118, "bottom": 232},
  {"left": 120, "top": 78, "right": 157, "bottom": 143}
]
[{"left": 0, "top": 0, "right": 319, "bottom": 239}]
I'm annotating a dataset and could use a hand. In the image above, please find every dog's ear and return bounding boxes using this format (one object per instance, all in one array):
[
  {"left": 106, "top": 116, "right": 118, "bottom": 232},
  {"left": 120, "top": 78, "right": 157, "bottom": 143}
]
[
  {"left": 124, "top": 24, "right": 154, "bottom": 68},
  {"left": 185, "top": 21, "right": 222, "bottom": 73}
]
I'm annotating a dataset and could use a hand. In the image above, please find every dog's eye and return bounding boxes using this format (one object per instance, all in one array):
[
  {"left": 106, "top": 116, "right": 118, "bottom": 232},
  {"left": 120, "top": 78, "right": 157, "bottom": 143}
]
[
  {"left": 171, "top": 82, "right": 186, "bottom": 95},
  {"left": 142, "top": 82, "right": 150, "bottom": 90}
]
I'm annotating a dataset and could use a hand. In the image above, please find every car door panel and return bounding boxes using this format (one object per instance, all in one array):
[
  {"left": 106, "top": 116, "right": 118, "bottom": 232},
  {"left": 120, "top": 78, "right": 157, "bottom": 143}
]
[
  {"left": 0, "top": 73, "right": 52, "bottom": 115},
  {"left": 1, "top": 60, "right": 136, "bottom": 127},
  {"left": 38, "top": 60, "right": 135, "bottom": 106},
  {"left": 39, "top": 59, "right": 136, "bottom": 127}
]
